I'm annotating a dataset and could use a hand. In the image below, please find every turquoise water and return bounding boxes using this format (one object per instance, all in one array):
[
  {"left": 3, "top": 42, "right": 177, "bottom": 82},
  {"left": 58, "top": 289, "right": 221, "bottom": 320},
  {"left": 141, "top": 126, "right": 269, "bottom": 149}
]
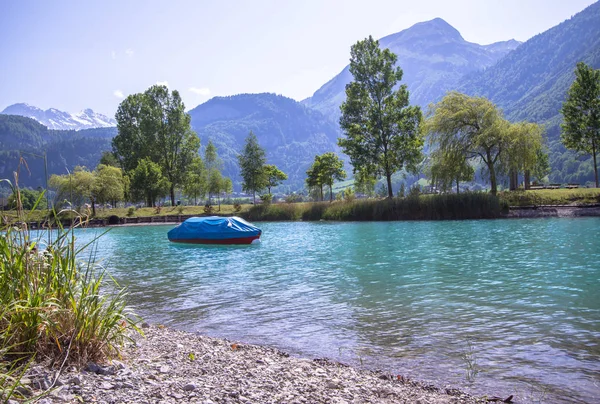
[{"left": 69, "top": 218, "right": 599, "bottom": 403}]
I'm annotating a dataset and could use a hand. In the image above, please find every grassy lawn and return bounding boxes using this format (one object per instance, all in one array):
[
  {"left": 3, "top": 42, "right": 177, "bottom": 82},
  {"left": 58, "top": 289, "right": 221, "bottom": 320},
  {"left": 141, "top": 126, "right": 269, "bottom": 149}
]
[
  {"left": 498, "top": 188, "right": 600, "bottom": 206},
  {"left": 0, "top": 203, "right": 255, "bottom": 223}
]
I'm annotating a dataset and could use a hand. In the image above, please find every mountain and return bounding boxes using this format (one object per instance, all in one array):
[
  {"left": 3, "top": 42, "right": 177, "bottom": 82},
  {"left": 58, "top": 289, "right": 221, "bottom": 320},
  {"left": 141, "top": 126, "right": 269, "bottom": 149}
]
[
  {"left": 458, "top": 1, "right": 600, "bottom": 184},
  {"left": 1, "top": 103, "right": 116, "bottom": 130},
  {"left": 302, "top": 18, "right": 521, "bottom": 119},
  {"left": 0, "top": 114, "right": 115, "bottom": 189},
  {"left": 188, "top": 93, "right": 342, "bottom": 191}
]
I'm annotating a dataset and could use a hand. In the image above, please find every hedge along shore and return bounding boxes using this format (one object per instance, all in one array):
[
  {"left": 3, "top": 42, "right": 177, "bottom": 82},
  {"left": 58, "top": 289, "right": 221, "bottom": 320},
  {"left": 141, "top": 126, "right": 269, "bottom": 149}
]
[{"left": 20, "top": 324, "right": 500, "bottom": 404}]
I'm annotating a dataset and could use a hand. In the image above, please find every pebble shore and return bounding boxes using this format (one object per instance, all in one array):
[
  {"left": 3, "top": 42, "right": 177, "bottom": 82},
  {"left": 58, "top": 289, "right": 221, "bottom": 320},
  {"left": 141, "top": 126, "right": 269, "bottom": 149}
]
[{"left": 19, "top": 324, "right": 494, "bottom": 404}]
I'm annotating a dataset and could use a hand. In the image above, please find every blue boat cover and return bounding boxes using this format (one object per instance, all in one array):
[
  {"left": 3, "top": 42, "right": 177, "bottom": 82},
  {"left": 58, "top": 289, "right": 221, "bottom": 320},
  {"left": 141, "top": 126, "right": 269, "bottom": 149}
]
[{"left": 168, "top": 216, "right": 261, "bottom": 241}]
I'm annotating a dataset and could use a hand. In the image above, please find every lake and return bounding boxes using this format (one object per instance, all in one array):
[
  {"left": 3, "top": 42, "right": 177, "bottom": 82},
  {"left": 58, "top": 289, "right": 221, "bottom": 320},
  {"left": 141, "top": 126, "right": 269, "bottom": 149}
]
[{"left": 65, "top": 218, "right": 599, "bottom": 403}]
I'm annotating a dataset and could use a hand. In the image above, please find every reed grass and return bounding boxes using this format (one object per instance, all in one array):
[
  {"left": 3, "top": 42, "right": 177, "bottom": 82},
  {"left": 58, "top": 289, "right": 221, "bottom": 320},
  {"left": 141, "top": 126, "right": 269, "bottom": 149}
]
[
  {"left": 243, "top": 203, "right": 301, "bottom": 221},
  {"left": 0, "top": 177, "right": 138, "bottom": 400},
  {"left": 244, "top": 193, "right": 505, "bottom": 222}
]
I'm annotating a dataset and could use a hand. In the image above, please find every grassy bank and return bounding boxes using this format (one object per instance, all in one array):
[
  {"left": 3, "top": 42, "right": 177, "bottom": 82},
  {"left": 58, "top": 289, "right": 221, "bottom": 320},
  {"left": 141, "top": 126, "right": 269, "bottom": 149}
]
[
  {"left": 243, "top": 193, "right": 507, "bottom": 221},
  {"left": 498, "top": 188, "right": 600, "bottom": 206},
  {"left": 0, "top": 183, "right": 138, "bottom": 401}
]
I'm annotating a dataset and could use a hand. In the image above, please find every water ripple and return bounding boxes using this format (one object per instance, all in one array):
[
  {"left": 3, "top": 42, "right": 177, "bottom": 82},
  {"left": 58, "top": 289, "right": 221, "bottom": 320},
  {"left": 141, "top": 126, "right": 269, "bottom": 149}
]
[{"left": 70, "top": 218, "right": 600, "bottom": 404}]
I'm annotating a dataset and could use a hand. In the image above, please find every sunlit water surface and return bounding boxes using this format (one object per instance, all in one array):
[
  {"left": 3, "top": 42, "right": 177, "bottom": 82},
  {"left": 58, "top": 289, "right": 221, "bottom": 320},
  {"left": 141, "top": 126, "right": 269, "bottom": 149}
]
[{"left": 52, "top": 218, "right": 599, "bottom": 403}]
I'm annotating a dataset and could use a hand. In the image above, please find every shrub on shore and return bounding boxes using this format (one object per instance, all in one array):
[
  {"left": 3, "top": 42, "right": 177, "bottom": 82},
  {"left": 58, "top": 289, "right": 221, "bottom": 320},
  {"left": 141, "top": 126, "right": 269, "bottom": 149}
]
[
  {"left": 0, "top": 180, "right": 138, "bottom": 400},
  {"left": 245, "top": 193, "right": 505, "bottom": 221},
  {"left": 243, "top": 203, "right": 300, "bottom": 221}
]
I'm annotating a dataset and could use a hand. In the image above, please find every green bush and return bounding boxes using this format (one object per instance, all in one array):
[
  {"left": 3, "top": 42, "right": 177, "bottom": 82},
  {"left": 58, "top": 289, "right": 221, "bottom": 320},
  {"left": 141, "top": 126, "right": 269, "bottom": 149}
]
[
  {"left": 127, "top": 206, "right": 136, "bottom": 217},
  {"left": 243, "top": 203, "right": 300, "bottom": 221},
  {"left": 0, "top": 180, "right": 138, "bottom": 397}
]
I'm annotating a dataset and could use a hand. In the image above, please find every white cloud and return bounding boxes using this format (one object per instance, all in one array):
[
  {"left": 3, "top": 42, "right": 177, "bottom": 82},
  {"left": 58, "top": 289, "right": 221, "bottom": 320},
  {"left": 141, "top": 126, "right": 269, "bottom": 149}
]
[
  {"left": 125, "top": 48, "right": 134, "bottom": 58},
  {"left": 189, "top": 87, "right": 211, "bottom": 96},
  {"left": 113, "top": 90, "right": 124, "bottom": 99},
  {"left": 156, "top": 81, "right": 169, "bottom": 87},
  {"left": 111, "top": 50, "right": 116, "bottom": 60}
]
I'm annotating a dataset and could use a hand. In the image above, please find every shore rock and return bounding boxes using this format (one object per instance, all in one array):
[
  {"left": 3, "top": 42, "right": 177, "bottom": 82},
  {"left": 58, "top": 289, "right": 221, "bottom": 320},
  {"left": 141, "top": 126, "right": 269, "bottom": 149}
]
[{"left": 25, "top": 325, "right": 488, "bottom": 403}]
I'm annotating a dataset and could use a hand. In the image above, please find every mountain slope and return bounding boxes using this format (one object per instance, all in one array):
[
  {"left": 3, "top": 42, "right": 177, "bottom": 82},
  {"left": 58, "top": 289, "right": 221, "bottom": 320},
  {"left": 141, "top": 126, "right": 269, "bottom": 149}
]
[
  {"left": 0, "top": 114, "right": 115, "bottom": 189},
  {"left": 303, "top": 18, "right": 520, "bottom": 119},
  {"left": 1, "top": 103, "right": 116, "bottom": 130},
  {"left": 188, "top": 93, "right": 342, "bottom": 191},
  {"left": 459, "top": 1, "right": 600, "bottom": 184}
]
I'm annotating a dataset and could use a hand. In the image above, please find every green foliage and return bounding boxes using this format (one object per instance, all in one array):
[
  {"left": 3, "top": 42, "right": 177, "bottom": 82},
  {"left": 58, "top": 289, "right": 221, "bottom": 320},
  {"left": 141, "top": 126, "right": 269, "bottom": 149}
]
[
  {"left": 182, "top": 156, "right": 206, "bottom": 205},
  {"left": 99, "top": 151, "right": 119, "bottom": 167},
  {"left": 188, "top": 93, "right": 341, "bottom": 191},
  {"left": 426, "top": 92, "right": 509, "bottom": 195},
  {"left": 129, "top": 158, "right": 169, "bottom": 207},
  {"left": 8, "top": 188, "right": 46, "bottom": 210},
  {"left": 238, "top": 131, "right": 267, "bottom": 203},
  {"left": 561, "top": 62, "right": 600, "bottom": 187},
  {"left": 263, "top": 164, "right": 288, "bottom": 195},
  {"left": 127, "top": 206, "right": 136, "bottom": 217},
  {"left": 94, "top": 164, "right": 126, "bottom": 207},
  {"left": 339, "top": 35, "right": 424, "bottom": 198},
  {"left": 343, "top": 187, "right": 355, "bottom": 202},
  {"left": 259, "top": 194, "right": 273, "bottom": 204},
  {"left": 113, "top": 84, "right": 200, "bottom": 205},
  {"left": 306, "top": 152, "right": 346, "bottom": 202},
  {"left": 498, "top": 188, "right": 600, "bottom": 206},
  {"left": 243, "top": 203, "right": 300, "bottom": 221},
  {"left": 0, "top": 180, "right": 137, "bottom": 374}
]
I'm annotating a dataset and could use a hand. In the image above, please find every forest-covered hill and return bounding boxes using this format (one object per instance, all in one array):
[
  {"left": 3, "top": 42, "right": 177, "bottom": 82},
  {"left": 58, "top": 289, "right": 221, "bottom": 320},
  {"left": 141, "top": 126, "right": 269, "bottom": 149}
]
[
  {"left": 0, "top": 115, "right": 115, "bottom": 190},
  {"left": 188, "top": 93, "right": 342, "bottom": 192},
  {"left": 458, "top": 1, "right": 600, "bottom": 184}
]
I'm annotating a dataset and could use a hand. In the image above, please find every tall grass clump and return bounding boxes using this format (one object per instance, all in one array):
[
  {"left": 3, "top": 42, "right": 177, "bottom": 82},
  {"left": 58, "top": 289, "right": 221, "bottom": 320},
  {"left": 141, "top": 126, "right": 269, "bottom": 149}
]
[
  {"left": 319, "top": 192, "right": 505, "bottom": 221},
  {"left": 1, "top": 177, "right": 138, "bottom": 399},
  {"left": 243, "top": 202, "right": 301, "bottom": 221}
]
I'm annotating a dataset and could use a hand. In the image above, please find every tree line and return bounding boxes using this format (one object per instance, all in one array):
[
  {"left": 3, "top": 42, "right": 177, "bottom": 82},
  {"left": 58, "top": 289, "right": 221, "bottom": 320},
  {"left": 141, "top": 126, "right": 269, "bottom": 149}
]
[{"left": 12, "top": 39, "right": 598, "bottom": 212}]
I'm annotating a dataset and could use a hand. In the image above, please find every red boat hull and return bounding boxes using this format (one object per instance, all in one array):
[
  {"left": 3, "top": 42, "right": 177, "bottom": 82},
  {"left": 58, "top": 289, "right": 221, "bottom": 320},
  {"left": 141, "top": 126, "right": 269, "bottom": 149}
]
[{"left": 169, "top": 235, "right": 261, "bottom": 245}]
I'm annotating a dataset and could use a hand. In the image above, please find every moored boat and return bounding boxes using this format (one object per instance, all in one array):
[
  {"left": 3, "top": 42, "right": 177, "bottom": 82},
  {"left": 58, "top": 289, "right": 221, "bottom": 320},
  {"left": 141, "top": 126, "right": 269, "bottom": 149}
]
[{"left": 167, "top": 216, "right": 261, "bottom": 245}]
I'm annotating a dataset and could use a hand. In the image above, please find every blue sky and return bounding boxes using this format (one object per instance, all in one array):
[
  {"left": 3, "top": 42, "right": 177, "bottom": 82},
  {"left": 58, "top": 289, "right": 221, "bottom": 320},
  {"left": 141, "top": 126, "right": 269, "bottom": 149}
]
[{"left": 0, "top": 0, "right": 596, "bottom": 115}]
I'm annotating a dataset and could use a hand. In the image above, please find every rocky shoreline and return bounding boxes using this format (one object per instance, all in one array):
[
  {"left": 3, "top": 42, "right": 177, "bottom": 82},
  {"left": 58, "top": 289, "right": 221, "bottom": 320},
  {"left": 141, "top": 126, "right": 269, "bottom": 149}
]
[
  {"left": 17, "top": 324, "right": 502, "bottom": 404},
  {"left": 505, "top": 204, "right": 600, "bottom": 218}
]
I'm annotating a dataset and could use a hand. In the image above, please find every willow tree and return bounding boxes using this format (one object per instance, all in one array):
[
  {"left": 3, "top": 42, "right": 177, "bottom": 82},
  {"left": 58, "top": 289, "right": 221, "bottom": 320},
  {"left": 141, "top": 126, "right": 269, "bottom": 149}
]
[
  {"left": 339, "top": 36, "right": 423, "bottom": 198},
  {"left": 113, "top": 85, "right": 200, "bottom": 205},
  {"left": 427, "top": 146, "right": 474, "bottom": 194},
  {"left": 503, "top": 122, "right": 545, "bottom": 190},
  {"left": 561, "top": 62, "right": 600, "bottom": 188},
  {"left": 425, "top": 92, "right": 507, "bottom": 195}
]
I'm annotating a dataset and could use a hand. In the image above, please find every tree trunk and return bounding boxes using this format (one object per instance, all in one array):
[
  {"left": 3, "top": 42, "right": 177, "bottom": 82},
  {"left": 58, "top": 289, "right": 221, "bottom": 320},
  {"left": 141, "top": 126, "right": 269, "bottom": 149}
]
[
  {"left": 593, "top": 141, "right": 599, "bottom": 188},
  {"left": 170, "top": 186, "right": 175, "bottom": 207},
  {"left": 386, "top": 173, "right": 393, "bottom": 199},
  {"left": 320, "top": 185, "right": 323, "bottom": 201},
  {"left": 218, "top": 194, "right": 221, "bottom": 211},
  {"left": 509, "top": 169, "right": 517, "bottom": 191},
  {"left": 524, "top": 171, "right": 531, "bottom": 190},
  {"left": 486, "top": 151, "right": 498, "bottom": 195},
  {"left": 329, "top": 184, "right": 333, "bottom": 202},
  {"left": 253, "top": 190, "right": 256, "bottom": 204},
  {"left": 91, "top": 198, "right": 96, "bottom": 217},
  {"left": 456, "top": 178, "right": 460, "bottom": 194}
]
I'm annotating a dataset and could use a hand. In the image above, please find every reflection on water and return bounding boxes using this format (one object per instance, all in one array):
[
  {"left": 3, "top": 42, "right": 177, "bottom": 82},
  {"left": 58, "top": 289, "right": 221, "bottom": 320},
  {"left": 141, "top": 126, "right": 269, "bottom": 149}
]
[{"left": 69, "top": 218, "right": 600, "bottom": 403}]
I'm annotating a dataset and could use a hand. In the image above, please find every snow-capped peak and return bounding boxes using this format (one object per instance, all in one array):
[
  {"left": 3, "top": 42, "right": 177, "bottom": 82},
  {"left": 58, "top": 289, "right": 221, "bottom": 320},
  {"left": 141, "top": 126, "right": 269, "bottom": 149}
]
[{"left": 0, "top": 104, "right": 116, "bottom": 130}]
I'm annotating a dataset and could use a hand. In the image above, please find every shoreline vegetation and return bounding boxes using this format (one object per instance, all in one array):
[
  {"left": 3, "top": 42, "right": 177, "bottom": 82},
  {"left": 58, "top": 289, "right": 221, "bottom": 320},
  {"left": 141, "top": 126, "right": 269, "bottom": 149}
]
[
  {"left": 19, "top": 324, "right": 497, "bottom": 404},
  {"left": 2, "top": 189, "right": 599, "bottom": 227},
  {"left": 0, "top": 190, "right": 500, "bottom": 403}
]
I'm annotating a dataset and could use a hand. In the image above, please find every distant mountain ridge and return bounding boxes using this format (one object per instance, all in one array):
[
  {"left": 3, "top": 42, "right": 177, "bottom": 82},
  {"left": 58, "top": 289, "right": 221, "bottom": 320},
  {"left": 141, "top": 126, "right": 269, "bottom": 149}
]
[
  {"left": 458, "top": 0, "right": 600, "bottom": 184},
  {"left": 302, "top": 18, "right": 521, "bottom": 119},
  {"left": 188, "top": 93, "right": 342, "bottom": 191},
  {"left": 1, "top": 103, "right": 116, "bottom": 130}
]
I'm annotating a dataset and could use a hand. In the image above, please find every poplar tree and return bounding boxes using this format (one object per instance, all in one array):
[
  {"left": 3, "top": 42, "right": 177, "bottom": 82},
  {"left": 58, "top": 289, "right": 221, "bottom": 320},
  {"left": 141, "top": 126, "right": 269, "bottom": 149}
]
[
  {"left": 561, "top": 62, "right": 600, "bottom": 188},
  {"left": 238, "top": 131, "right": 267, "bottom": 203}
]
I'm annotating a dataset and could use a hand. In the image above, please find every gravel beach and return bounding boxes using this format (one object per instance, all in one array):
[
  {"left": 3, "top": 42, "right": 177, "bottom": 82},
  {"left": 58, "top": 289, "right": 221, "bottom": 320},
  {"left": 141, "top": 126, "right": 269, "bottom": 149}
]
[{"left": 18, "top": 324, "right": 497, "bottom": 404}]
